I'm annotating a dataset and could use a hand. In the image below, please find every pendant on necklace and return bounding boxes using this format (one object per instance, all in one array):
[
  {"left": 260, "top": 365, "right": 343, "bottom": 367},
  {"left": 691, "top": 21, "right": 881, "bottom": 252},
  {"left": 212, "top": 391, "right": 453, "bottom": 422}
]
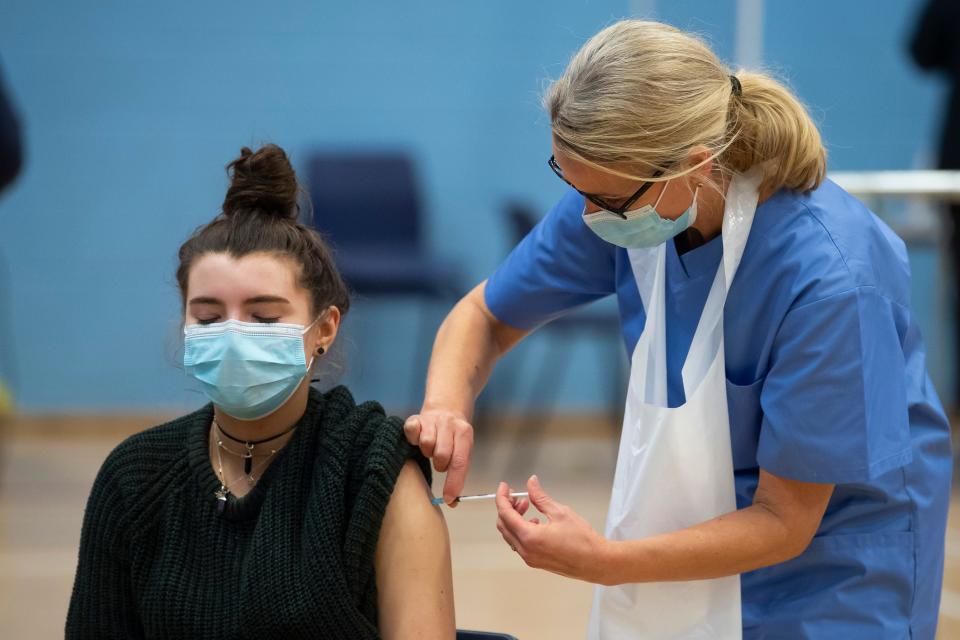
[
  {"left": 215, "top": 486, "right": 228, "bottom": 513},
  {"left": 244, "top": 444, "right": 254, "bottom": 475}
]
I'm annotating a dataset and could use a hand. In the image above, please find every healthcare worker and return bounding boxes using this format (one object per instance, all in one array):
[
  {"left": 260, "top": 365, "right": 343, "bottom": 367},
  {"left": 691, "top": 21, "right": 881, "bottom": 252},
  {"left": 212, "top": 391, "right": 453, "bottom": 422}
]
[{"left": 404, "top": 19, "right": 952, "bottom": 638}]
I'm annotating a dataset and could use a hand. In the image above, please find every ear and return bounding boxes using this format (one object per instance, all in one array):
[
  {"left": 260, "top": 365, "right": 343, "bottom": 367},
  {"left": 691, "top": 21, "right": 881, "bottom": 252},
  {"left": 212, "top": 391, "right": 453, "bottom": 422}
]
[
  {"left": 312, "top": 306, "right": 341, "bottom": 356},
  {"left": 684, "top": 145, "right": 714, "bottom": 188}
]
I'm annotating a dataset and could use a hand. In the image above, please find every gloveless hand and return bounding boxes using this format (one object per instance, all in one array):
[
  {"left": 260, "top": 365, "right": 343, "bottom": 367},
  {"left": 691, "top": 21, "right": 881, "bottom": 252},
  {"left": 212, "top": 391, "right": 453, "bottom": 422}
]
[
  {"left": 496, "top": 475, "right": 614, "bottom": 585},
  {"left": 403, "top": 407, "right": 474, "bottom": 506}
]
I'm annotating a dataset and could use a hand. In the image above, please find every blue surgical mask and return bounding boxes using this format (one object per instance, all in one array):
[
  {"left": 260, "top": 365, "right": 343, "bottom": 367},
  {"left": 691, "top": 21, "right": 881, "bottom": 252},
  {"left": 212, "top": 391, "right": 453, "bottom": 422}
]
[
  {"left": 183, "top": 318, "right": 319, "bottom": 421},
  {"left": 582, "top": 182, "right": 699, "bottom": 249}
]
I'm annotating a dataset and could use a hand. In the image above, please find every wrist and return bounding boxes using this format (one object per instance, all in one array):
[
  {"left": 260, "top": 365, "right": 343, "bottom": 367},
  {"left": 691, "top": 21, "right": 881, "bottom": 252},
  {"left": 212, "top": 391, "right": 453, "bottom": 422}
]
[
  {"left": 420, "top": 397, "right": 472, "bottom": 421},
  {"left": 596, "top": 538, "right": 655, "bottom": 586},
  {"left": 595, "top": 537, "right": 623, "bottom": 587}
]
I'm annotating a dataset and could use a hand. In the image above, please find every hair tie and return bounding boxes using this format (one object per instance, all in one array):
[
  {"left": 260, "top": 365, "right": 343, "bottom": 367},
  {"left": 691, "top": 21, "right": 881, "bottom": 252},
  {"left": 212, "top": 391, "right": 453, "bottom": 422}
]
[{"left": 729, "top": 74, "right": 742, "bottom": 97}]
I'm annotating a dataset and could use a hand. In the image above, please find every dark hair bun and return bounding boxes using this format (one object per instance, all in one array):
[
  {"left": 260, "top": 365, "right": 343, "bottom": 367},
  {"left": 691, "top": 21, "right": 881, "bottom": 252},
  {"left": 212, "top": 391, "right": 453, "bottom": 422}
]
[{"left": 222, "top": 144, "right": 299, "bottom": 220}]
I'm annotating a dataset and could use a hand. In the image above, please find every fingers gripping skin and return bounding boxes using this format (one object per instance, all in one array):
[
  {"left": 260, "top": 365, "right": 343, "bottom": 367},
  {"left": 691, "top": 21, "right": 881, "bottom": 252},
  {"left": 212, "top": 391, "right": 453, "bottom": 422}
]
[
  {"left": 442, "top": 420, "right": 474, "bottom": 504},
  {"left": 404, "top": 410, "right": 474, "bottom": 504},
  {"left": 430, "top": 414, "right": 458, "bottom": 472},
  {"left": 403, "top": 414, "right": 431, "bottom": 456}
]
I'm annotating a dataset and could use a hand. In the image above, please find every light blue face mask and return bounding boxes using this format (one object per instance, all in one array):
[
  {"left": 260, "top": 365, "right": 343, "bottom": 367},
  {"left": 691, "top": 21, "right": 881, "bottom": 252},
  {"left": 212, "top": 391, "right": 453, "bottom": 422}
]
[
  {"left": 582, "top": 182, "right": 699, "bottom": 249},
  {"left": 183, "top": 318, "right": 318, "bottom": 421}
]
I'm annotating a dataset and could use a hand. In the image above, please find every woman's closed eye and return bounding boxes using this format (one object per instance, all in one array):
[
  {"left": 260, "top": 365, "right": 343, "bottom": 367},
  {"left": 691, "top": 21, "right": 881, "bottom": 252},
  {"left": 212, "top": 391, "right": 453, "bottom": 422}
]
[{"left": 194, "top": 315, "right": 280, "bottom": 325}]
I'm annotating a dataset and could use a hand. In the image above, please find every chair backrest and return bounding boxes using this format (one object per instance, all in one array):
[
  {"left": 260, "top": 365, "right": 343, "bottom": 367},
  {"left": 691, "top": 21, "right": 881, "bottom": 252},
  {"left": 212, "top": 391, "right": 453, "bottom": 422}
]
[
  {"left": 456, "top": 631, "right": 519, "bottom": 640},
  {"left": 504, "top": 200, "right": 540, "bottom": 246},
  {"left": 303, "top": 152, "right": 422, "bottom": 253}
]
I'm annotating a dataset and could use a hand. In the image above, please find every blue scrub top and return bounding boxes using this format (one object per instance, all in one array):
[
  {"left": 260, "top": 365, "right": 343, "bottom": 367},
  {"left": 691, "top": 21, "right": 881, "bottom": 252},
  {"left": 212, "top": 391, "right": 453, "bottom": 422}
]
[{"left": 485, "top": 181, "right": 952, "bottom": 638}]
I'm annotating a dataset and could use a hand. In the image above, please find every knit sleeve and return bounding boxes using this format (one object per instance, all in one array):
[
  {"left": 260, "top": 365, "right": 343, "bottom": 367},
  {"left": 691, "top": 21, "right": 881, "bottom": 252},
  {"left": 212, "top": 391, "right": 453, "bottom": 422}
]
[
  {"left": 341, "top": 410, "right": 431, "bottom": 614},
  {"left": 66, "top": 447, "right": 143, "bottom": 639}
]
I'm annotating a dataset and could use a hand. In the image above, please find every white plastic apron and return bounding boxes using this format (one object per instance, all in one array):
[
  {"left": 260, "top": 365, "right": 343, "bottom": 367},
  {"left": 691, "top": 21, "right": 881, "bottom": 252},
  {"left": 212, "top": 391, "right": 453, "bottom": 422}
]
[{"left": 587, "top": 168, "right": 763, "bottom": 640}]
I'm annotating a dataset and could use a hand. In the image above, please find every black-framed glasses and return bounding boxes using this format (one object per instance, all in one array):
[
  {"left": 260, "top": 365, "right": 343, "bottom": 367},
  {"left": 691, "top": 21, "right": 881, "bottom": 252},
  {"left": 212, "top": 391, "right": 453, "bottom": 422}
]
[{"left": 548, "top": 155, "right": 663, "bottom": 219}]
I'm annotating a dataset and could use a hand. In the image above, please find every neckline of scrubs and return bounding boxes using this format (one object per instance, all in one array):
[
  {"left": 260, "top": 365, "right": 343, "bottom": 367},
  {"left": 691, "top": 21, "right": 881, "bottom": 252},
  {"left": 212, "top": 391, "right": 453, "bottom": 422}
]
[
  {"left": 664, "top": 234, "right": 723, "bottom": 407},
  {"left": 669, "top": 232, "right": 723, "bottom": 283}
]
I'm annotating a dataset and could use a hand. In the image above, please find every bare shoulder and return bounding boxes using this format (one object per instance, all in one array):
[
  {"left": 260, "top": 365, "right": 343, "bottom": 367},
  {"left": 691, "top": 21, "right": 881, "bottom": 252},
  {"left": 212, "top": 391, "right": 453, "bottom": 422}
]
[
  {"left": 375, "top": 460, "right": 455, "bottom": 639},
  {"left": 379, "top": 460, "right": 449, "bottom": 564}
]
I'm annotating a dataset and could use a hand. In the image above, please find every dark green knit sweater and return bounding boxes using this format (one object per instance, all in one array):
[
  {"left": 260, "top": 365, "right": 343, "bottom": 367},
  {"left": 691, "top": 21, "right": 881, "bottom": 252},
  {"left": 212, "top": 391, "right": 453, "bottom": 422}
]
[{"left": 66, "top": 386, "right": 430, "bottom": 640}]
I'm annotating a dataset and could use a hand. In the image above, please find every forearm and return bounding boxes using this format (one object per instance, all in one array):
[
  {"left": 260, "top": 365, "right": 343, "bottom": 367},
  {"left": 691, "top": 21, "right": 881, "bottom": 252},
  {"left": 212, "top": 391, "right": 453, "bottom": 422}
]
[
  {"left": 601, "top": 503, "right": 810, "bottom": 585},
  {"left": 422, "top": 282, "right": 524, "bottom": 420}
]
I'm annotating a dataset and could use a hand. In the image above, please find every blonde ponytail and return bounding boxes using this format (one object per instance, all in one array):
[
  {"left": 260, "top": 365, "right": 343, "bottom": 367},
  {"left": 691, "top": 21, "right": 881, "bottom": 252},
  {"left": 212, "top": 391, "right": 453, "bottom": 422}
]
[
  {"left": 724, "top": 71, "right": 826, "bottom": 192},
  {"left": 546, "top": 20, "right": 827, "bottom": 194}
]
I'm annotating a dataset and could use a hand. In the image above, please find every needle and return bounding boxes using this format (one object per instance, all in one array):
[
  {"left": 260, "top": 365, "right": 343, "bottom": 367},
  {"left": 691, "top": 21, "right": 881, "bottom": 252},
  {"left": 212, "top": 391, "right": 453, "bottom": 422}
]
[{"left": 431, "top": 491, "right": 529, "bottom": 506}]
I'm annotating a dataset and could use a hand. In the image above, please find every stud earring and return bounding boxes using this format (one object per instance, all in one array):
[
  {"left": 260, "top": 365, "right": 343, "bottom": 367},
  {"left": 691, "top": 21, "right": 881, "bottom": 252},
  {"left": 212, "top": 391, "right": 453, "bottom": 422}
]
[{"left": 316, "top": 346, "right": 325, "bottom": 356}]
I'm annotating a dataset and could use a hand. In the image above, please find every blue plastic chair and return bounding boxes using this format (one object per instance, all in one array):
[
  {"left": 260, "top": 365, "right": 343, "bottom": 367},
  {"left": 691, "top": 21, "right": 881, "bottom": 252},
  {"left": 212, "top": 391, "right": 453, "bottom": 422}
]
[
  {"left": 456, "top": 631, "right": 519, "bottom": 640},
  {"left": 303, "top": 152, "right": 461, "bottom": 299},
  {"left": 303, "top": 152, "right": 463, "bottom": 402}
]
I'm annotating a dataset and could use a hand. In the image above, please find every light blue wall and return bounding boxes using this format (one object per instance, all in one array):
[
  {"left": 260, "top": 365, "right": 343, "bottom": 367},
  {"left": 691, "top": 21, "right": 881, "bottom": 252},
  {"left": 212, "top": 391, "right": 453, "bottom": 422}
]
[{"left": 0, "top": 1, "right": 948, "bottom": 413}]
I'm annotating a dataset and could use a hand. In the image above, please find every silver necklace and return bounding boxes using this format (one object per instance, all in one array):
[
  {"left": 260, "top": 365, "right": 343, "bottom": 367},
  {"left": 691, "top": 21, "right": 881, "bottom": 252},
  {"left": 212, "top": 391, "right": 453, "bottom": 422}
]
[
  {"left": 215, "top": 438, "right": 277, "bottom": 462},
  {"left": 211, "top": 427, "right": 281, "bottom": 513},
  {"left": 214, "top": 418, "right": 296, "bottom": 474}
]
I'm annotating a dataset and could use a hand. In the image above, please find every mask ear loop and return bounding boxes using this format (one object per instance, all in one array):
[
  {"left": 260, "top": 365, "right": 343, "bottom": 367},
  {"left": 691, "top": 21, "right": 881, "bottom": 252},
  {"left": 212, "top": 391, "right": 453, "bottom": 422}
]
[
  {"left": 302, "top": 311, "right": 329, "bottom": 383},
  {"left": 307, "top": 346, "right": 321, "bottom": 384},
  {"left": 300, "top": 314, "right": 322, "bottom": 335},
  {"left": 652, "top": 178, "right": 671, "bottom": 211},
  {"left": 653, "top": 178, "right": 701, "bottom": 225},
  {"left": 687, "top": 184, "right": 701, "bottom": 226}
]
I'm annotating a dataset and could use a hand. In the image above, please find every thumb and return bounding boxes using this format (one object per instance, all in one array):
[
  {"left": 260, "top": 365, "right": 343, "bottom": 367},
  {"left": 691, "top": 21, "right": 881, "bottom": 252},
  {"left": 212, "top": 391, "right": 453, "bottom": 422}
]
[
  {"left": 403, "top": 415, "right": 422, "bottom": 445},
  {"left": 527, "top": 475, "right": 561, "bottom": 518}
]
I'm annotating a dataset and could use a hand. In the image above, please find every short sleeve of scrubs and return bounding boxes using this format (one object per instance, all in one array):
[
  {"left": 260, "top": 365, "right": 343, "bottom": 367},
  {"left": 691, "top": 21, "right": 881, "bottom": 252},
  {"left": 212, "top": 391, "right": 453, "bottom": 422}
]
[
  {"left": 485, "top": 188, "right": 617, "bottom": 329},
  {"left": 757, "top": 285, "right": 914, "bottom": 484}
]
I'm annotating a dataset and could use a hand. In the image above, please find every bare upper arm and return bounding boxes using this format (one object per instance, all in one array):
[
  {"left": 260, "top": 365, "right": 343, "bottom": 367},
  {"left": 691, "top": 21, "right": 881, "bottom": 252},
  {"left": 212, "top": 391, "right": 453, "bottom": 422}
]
[
  {"left": 375, "top": 460, "right": 455, "bottom": 640},
  {"left": 753, "top": 468, "right": 834, "bottom": 558}
]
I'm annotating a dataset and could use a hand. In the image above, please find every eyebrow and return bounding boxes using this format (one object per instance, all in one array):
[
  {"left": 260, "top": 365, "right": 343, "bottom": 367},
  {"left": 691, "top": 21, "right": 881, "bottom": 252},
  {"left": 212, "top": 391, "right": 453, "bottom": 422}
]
[{"left": 188, "top": 295, "right": 292, "bottom": 305}]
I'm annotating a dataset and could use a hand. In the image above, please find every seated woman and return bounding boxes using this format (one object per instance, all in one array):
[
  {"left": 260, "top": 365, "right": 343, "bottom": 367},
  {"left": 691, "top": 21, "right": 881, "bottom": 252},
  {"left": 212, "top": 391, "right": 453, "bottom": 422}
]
[{"left": 66, "top": 144, "right": 455, "bottom": 639}]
